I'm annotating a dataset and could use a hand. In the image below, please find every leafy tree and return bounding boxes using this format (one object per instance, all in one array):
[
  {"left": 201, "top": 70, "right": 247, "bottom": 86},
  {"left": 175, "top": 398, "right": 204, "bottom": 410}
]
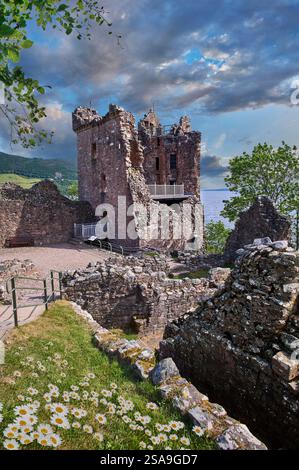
[
  {"left": 66, "top": 180, "right": 78, "bottom": 199},
  {"left": 205, "top": 221, "right": 231, "bottom": 254},
  {"left": 0, "top": 1, "right": 115, "bottom": 148},
  {"left": 221, "top": 142, "right": 299, "bottom": 222}
]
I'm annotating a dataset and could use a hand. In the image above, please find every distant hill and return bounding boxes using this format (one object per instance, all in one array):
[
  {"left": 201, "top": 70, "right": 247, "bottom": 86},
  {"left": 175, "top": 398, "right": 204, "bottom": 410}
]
[
  {"left": 0, "top": 174, "right": 41, "bottom": 189},
  {"left": 0, "top": 151, "right": 77, "bottom": 180}
]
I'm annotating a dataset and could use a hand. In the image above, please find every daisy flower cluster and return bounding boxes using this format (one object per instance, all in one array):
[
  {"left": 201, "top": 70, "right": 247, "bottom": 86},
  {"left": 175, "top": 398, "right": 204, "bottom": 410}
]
[{"left": 0, "top": 343, "right": 207, "bottom": 451}]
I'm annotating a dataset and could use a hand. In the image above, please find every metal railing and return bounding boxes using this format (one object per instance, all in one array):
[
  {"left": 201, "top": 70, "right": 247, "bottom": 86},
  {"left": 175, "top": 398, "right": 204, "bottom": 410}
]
[
  {"left": 147, "top": 184, "right": 185, "bottom": 197},
  {"left": 74, "top": 223, "right": 97, "bottom": 239},
  {"left": 4, "top": 270, "right": 63, "bottom": 328}
]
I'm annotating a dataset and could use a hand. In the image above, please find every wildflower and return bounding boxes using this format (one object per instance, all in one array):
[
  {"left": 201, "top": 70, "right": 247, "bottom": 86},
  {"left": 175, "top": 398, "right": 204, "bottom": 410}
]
[
  {"left": 151, "top": 436, "right": 160, "bottom": 445},
  {"left": 107, "top": 404, "right": 116, "bottom": 414},
  {"left": 169, "top": 434, "right": 178, "bottom": 441},
  {"left": 122, "top": 415, "right": 131, "bottom": 424},
  {"left": 155, "top": 423, "right": 164, "bottom": 432},
  {"left": 94, "top": 432, "right": 104, "bottom": 442},
  {"left": 21, "top": 424, "right": 33, "bottom": 434},
  {"left": 157, "top": 433, "right": 168, "bottom": 443},
  {"left": 4, "top": 428, "right": 18, "bottom": 439},
  {"left": 180, "top": 437, "right": 190, "bottom": 446},
  {"left": 50, "top": 414, "right": 70, "bottom": 429},
  {"left": 95, "top": 414, "right": 107, "bottom": 425},
  {"left": 37, "top": 424, "right": 54, "bottom": 436},
  {"left": 13, "top": 371, "right": 21, "bottom": 378},
  {"left": 19, "top": 433, "right": 34, "bottom": 445},
  {"left": 87, "top": 373, "right": 96, "bottom": 379},
  {"left": 193, "top": 425, "right": 204, "bottom": 437},
  {"left": 71, "top": 408, "right": 87, "bottom": 419},
  {"left": 140, "top": 415, "right": 151, "bottom": 425},
  {"left": 49, "top": 434, "right": 62, "bottom": 448},
  {"left": 17, "top": 395, "right": 25, "bottom": 402},
  {"left": 169, "top": 420, "right": 185, "bottom": 431},
  {"left": 27, "top": 387, "right": 39, "bottom": 396},
  {"left": 51, "top": 403, "right": 68, "bottom": 415},
  {"left": 83, "top": 424, "right": 93, "bottom": 434},
  {"left": 70, "top": 385, "right": 79, "bottom": 392},
  {"left": 14, "top": 416, "right": 31, "bottom": 428},
  {"left": 139, "top": 441, "right": 147, "bottom": 449},
  {"left": 4, "top": 439, "right": 19, "bottom": 450},
  {"left": 14, "top": 405, "right": 33, "bottom": 417},
  {"left": 146, "top": 402, "right": 158, "bottom": 411},
  {"left": 72, "top": 421, "right": 81, "bottom": 429},
  {"left": 37, "top": 434, "right": 51, "bottom": 447}
]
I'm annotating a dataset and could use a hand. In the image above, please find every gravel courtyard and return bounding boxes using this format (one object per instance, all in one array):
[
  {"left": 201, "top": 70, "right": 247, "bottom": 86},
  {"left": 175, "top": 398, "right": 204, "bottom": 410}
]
[{"left": 0, "top": 242, "right": 111, "bottom": 277}]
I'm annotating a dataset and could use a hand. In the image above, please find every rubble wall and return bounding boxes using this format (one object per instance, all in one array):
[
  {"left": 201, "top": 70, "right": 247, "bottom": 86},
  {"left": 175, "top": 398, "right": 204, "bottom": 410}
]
[
  {"left": 0, "top": 181, "right": 93, "bottom": 247},
  {"left": 62, "top": 256, "right": 223, "bottom": 335},
  {"left": 160, "top": 240, "right": 299, "bottom": 448}
]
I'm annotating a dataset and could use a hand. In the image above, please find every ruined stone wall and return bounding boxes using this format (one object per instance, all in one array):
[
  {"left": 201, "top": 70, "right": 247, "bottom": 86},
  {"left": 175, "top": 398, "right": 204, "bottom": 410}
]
[
  {"left": 0, "top": 181, "right": 93, "bottom": 247},
  {"left": 73, "top": 105, "right": 204, "bottom": 251},
  {"left": 160, "top": 239, "right": 299, "bottom": 448},
  {"left": 139, "top": 112, "right": 200, "bottom": 197},
  {"left": 224, "top": 197, "right": 291, "bottom": 263},
  {"left": 63, "top": 255, "right": 221, "bottom": 334}
]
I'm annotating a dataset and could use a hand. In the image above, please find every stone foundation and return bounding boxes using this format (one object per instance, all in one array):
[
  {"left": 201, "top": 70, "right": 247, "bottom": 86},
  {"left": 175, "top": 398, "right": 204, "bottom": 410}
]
[{"left": 160, "top": 239, "right": 299, "bottom": 448}]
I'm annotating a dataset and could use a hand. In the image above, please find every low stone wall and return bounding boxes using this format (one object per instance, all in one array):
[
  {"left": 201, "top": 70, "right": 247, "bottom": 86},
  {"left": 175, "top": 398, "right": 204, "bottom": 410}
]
[
  {"left": 160, "top": 239, "right": 299, "bottom": 448},
  {"left": 0, "top": 181, "right": 94, "bottom": 247},
  {"left": 71, "top": 301, "right": 267, "bottom": 450},
  {"left": 0, "top": 259, "right": 36, "bottom": 303},
  {"left": 63, "top": 256, "right": 225, "bottom": 335}
]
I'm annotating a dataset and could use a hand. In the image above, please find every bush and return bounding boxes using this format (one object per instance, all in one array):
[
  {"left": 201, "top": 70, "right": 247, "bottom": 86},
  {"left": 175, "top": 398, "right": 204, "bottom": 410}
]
[{"left": 205, "top": 221, "right": 231, "bottom": 254}]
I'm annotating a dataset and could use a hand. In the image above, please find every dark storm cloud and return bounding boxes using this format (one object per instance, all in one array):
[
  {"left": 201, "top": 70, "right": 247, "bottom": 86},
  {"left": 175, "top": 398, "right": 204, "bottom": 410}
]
[
  {"left": 201, "top": 155, "right": 228, "bottom": 177},
  {"left": 3, "top": 0, "right": 299, "bottom": 159}
]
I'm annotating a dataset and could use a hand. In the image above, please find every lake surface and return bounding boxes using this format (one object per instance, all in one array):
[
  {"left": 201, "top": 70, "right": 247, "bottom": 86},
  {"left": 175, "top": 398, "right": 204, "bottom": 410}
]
[{"left": 201, "top": 190, "right": 234, "bottom": 228}]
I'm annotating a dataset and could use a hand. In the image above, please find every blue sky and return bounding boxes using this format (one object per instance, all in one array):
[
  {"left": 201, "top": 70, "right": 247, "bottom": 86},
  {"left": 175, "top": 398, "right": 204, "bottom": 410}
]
[{"left": 1, "top": 0, "right": 299, "bottom": 188}]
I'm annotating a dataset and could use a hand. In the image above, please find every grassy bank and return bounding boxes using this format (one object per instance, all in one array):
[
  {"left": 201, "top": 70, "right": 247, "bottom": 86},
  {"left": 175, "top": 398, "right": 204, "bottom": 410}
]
[
  {"left": 0, "top": 302, "right": 215, "bottom": 450},
  {"left": 0, "top": 174, "right": 41, "bottom": 189}
]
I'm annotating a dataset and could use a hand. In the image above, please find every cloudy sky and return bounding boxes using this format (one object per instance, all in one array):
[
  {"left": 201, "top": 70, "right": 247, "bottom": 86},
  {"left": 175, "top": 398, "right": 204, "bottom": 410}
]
[{"left": 1, "top": 0, "right": 299, "bottom": 188}]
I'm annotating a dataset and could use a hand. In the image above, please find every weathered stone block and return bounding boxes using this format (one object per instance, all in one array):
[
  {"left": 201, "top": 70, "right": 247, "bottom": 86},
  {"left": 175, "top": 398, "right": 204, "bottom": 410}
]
[
  {"left": 272, "top": 351, "right": 299, "bottom": 381},
  {"left": 149, "top": 358, "right": 180, "bottom": 385},
  {"left": 216, "top": 424, "right": 267, "bottom": 450}
]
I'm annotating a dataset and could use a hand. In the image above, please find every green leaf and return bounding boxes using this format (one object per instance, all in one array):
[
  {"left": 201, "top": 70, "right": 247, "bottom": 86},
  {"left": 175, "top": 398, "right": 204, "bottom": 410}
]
[
  {"left": 21, "top": 39, "right": 34, "bottom": 49},
  {"left": 7, "top": 48, "right": 20, "bottom": 63},
  {"left": 0, "top": 24, "right": 15, "bottom": 37}
]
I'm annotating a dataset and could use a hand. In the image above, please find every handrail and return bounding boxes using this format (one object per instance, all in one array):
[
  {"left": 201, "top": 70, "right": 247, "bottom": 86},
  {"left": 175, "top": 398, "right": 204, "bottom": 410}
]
[{"left": 2, "top": 270, "right": 63, "bottom": 329}]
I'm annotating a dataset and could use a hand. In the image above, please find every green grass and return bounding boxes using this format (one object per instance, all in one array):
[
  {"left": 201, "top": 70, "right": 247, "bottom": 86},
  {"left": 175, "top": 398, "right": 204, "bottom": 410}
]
[
  {"left": 172, "top": 269, "right": 209, "bottom": 280},
  {"left": 144, "top": 252, "right": 159, "bottom": 258},
  {"left": 0, "top": 302, "right": 215, "bottom": 451},
  {"left": 0, "top": 174, "right": 41, "bottom": 189}
]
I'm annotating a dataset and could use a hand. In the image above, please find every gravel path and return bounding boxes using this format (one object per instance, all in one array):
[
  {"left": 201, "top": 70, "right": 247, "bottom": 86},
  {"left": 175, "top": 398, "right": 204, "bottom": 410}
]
[
  {"left": 0, "top": 242, "right": 111, "bottom": 277},
  {"left": 0, "top": 243, "right": 112, "bottom": 339}
]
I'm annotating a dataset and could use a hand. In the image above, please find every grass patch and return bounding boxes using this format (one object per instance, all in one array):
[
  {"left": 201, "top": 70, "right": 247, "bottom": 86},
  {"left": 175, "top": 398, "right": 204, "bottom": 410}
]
[
  {"left": 0, "top": 174, "right": 41, "bottom": 189},
  {"left": 144, "top": 252, "right": 159, "bottom": 258},
  {"left": 172, "top": 269, "right": 209, "bottom": 280},
  {"left": 0, "top": 301, "right": 215, "bottom": 451}
]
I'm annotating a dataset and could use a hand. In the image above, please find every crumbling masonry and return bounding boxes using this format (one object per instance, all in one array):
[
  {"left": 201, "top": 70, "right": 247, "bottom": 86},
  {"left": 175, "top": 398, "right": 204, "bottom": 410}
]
[
  {"left": 72, "top": 105, "right": 203, "bottom": 251},
  {"left": 160, "top": 239, "right": 299, "bottom": 448}
]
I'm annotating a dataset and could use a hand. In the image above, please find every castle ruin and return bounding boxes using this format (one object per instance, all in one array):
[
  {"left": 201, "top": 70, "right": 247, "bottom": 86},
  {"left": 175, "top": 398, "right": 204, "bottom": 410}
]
[{"left": 72, "top": 104, "right": 203, "bottom": 251}]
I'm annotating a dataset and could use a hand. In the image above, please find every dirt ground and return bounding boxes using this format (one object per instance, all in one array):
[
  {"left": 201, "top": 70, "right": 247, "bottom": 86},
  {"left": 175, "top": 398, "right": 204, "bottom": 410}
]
[{"left": 0, "top": 242, "right": 112, "bottom": 277}]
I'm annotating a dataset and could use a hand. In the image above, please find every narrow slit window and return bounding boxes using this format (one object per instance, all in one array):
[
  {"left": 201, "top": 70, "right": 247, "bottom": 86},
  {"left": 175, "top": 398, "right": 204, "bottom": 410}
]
[{"left": 170, "top": 154, "right": 177, "bottom": 170}]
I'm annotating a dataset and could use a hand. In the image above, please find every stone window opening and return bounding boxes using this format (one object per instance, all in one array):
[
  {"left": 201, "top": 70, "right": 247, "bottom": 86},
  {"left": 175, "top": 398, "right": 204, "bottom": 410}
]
[
  {"left": 170, "top": 153, "right": 177, "bottom": 170},
  {"left": 91, "top": 142, "right": 97, "bottom": 160},
  {"left": 101, "top": 174, "right": 107, "bottom": 193},
  {"left": 156, "top": 157, "right": 160, "bottom": 171}
]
